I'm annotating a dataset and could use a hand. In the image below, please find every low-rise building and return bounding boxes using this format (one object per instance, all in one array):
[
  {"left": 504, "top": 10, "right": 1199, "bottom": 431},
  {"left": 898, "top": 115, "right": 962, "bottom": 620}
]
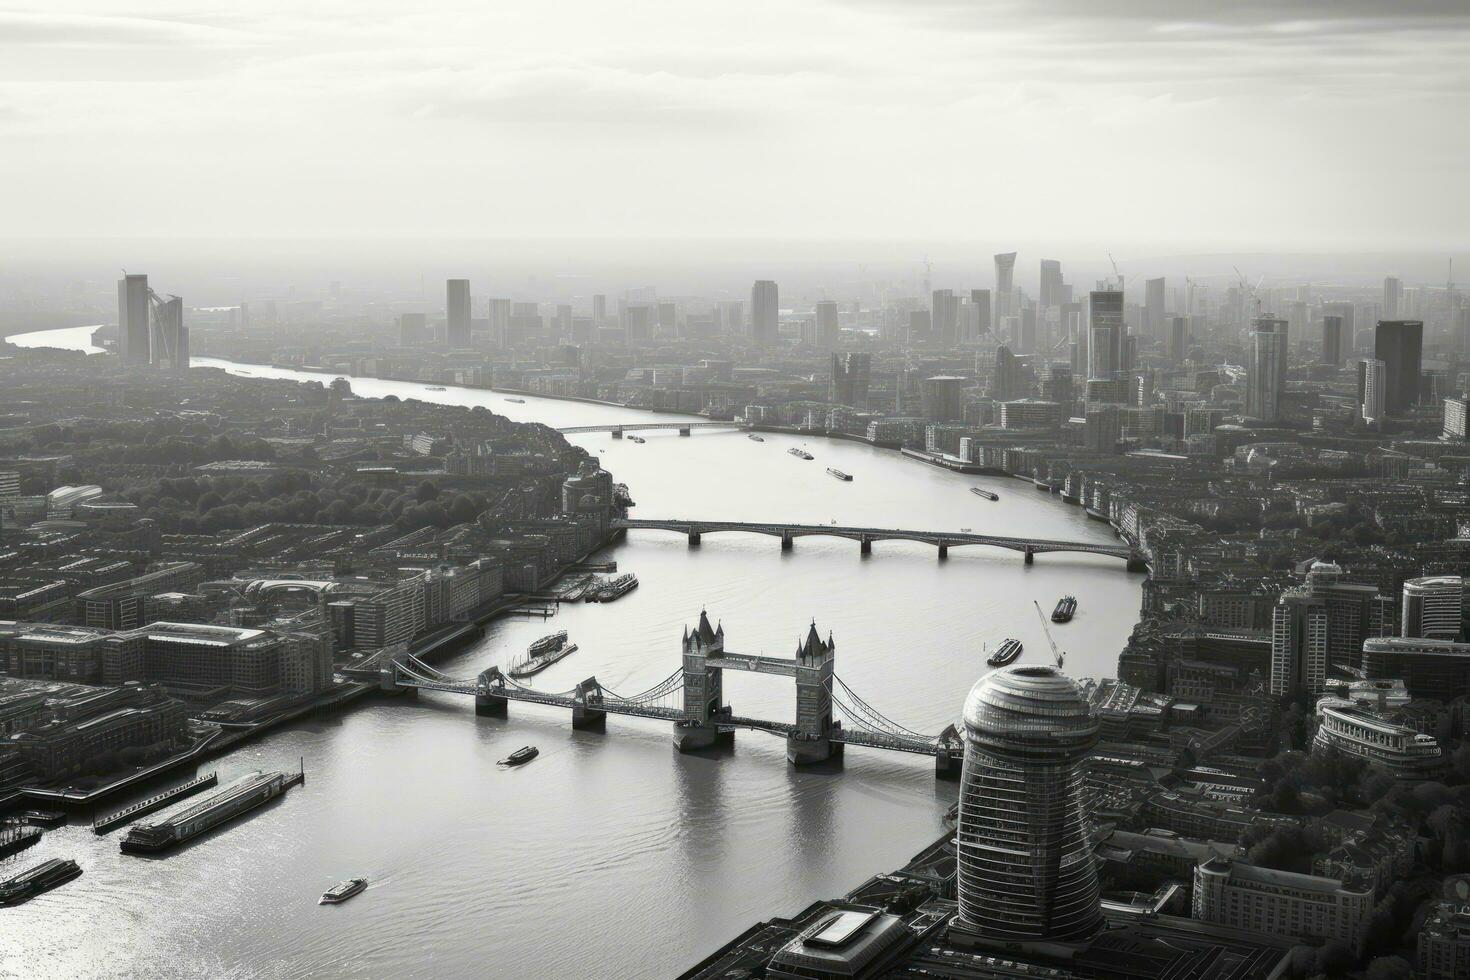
[
  {"left": 1192, "top": 858, "right": 1374, "bottom": 953},
  {"left": 1313, "top": 701, "right": 1442, "bottom": 780}
]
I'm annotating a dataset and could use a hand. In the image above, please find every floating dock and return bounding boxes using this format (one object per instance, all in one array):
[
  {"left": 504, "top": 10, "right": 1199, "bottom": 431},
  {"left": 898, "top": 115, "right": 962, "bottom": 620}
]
[{"left": 93, "top": 771, "right": 220, "bottom": 835}]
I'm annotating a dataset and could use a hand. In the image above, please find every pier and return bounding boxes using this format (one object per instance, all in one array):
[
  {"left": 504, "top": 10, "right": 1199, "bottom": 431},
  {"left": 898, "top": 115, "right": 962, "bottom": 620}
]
[
  {"left": 92, "top": 772, "right": 219, "bottom": 834},
  {"left": 347, "top": 612, "right": 966, "bottom": 778}
]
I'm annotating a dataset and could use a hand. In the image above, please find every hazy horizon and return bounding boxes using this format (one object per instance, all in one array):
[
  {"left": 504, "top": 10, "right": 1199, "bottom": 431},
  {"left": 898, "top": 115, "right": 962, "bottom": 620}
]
[{"left": 3, "top": 1, "right": 1468, "bottom": 251}]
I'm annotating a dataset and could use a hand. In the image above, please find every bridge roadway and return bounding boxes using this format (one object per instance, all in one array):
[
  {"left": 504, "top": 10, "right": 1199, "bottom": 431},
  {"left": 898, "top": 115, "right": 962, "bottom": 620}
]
[
  {"left": 556, "top": 421, "right": 739, "bottom": 434},
  {"left": 613, "top": 517, "right": 1143, "bottom": 565},
  {"left": 385, "top": 664, "right": 948, "bottom": 757}
]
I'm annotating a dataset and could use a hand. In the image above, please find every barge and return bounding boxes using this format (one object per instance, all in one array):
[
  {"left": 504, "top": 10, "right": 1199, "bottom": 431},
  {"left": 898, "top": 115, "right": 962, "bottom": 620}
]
[
  {"left": 0, "top": 859, "right": 81, "bottom": 906},
  {"left": 986, "top": 638, "right": 1023, "bottom": 668},
  {"left": 970, "top": 487, "right": 999, "bottom": 501},
  {"left": 1052, "top": 596, "right": 1077, "bottom": 623},
  {"left": 509, "top": 642, "right": 579, "bottom": 679},
  {"left": 320, "top": 878, "right": 368, "bottom": 905},
  {"left": 0, "top": 825, "right": 41, "bottom": 860},
  {"left": 527, "top": 631, "right": 568, "bottom": 656},
  {"left": 788, "top": 448, "right": 814, "bottom": 460},
  {"left": 119, "top": 768, "right": 303, "bottom": 855},
  {"left": 587, "top": 573, "right": 638, "bottom": 602},
  {"left": 500, "top": 746, "right": 539, "bottom": 767},
  {"left": 826, "top": 468, "right": 853, "bottom": 481}
]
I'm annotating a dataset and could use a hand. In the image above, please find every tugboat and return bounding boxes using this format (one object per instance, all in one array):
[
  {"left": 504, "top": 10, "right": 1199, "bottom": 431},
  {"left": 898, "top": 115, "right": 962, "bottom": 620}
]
[
  {"left": 826, "top": 468, "right": 853, "bottom": 481},
  {"left": 788, "top": 448, "right": 814, "bottom": 460},
  {"left": 986, "top": 638, "right": 1023, "bottom": 668},
  {"left": 0, "top": 858, "right": 82, "bottom": 906},
  {"left": 748, "top": 434, "right": 765, "bottom": 442},
  {"left": 319, "top": 878, "right": 368, "bottom": 905},
  {"left": 1052, "top": 596, "right": 1077, "bottom": 623},
  {"left": 499, "top": 746, "right": 539, "bottom": 767}
]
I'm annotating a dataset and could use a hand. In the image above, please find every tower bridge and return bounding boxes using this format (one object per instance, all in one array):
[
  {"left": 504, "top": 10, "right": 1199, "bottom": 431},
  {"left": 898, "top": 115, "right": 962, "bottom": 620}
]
[
  {"left": 613, "top": 518, "right": 1145, "bottom": 569},
  {"left": 354, "top": 612, "right": 965, "bottom": 778}
]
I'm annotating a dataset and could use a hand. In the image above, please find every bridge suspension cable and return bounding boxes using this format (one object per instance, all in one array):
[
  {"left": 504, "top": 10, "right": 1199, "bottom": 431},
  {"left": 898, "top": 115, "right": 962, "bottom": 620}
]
[{"left": 830, "top": 676, "right": 937, "bottom": 743}]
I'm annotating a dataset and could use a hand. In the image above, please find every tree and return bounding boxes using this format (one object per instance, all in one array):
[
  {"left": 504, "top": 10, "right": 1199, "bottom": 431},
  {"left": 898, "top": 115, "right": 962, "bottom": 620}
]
[
  {"left": 416, "top": 480, "right": 440, "bottom": 503},
  {"left": 1246, "top": 824, "right": 1325, "bottom": 874},
  {"left": 1312, "top": 940, "right": 1355, "bottom": 978},
  {"left": 1364, "top": 956, "right": 1414, "bottom": 980}
]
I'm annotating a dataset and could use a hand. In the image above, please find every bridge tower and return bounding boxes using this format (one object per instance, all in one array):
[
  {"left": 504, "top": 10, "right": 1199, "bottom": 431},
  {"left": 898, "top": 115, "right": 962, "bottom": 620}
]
[
  {"left": 674, "top": 611, "right": 732, "bottom": 751},
  {"left": 788, "top": 623, "right": 841, "bottom": 766}
]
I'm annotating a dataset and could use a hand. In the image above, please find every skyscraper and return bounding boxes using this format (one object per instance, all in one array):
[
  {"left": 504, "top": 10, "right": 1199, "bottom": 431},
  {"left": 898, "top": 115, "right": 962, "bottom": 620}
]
[
  {"left": 953, "top": 665, "right": 1102, "bottom": 945},
  {"left": 751, "top": 280, "right": 779, "bottom": 346},
  {"left": 918, "top": 376, "right": 965, "bottom": 422},
  {"left": 814, "top": 301, "right": 839, "bottom": 348},
  {"left": 931, "top": 289, "right": 959, "bottom": 347},
  {"left": 829, "top": 353, "right": 870, "bottom": 408},
  {"left": 1374, "top": 319, "right": 1424, "bottom": 415},
  {"left": 1246, "top": 317, "right": 1288, "bottom": 422},
  {"left": 1086, "top": 290, "right": 1123, "bottom": 380},
  {"left": 117, "top": 274, "right": 150, "bottom": 364},
  {"left": 592, "top": 294, "right": 607, "bottom": 328},
  {"left": 1272, "top": 592, "right": 1328, "bottom": 697},
  {"left": 1323, "top": 301, "right": 1355, "bottom": 356},
  {"left": 487, "top": 298, "right": 511, "bottom": 349},
  {"left": 992, "top": 345, "right": 1026, "bottom": 402},
  {"left": 1361, "top": 358, "right": 1387, "bottom": 424},
  {"left": 969, "top": 289, "right": 992, "bottom": 338},
  {"left": 1383, "top": 276, "right": 1403, "bottom": 319},
  {"left": 993, "top": 252, "right": 1016, "bottom": 323},
  {"left": 1321, "top": 315, "right": 1345, "bottom": 366},
  {"left": 151, "top": 295, "right": 187, "bottom": 371},
  {"left": 1144, "top": 277, "right": 1165, "bottom": 341},
  {"left": 1168, "top": 315, "right": 1188, "bottom": 362},
  {"left": 1039, "top": 259, "right": 1063, "bottom": 310},
  {"left": 446, "top": 279, "right": 471, "bottom": 348}
]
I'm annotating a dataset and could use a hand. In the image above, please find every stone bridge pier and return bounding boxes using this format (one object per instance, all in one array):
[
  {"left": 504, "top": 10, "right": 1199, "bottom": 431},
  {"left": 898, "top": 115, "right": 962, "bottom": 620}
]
[
  {"left": 781, "top": 530, "right": 794, "bottom": 551},
  {"left": 475, "top": 668, "right": 508, "bottom": 716}
]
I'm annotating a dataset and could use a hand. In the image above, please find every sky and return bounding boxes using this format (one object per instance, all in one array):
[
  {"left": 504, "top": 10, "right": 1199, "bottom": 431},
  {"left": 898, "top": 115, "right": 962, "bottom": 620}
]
[{"left": 1, "top": 0, "right": 1467, "bottom": 252}]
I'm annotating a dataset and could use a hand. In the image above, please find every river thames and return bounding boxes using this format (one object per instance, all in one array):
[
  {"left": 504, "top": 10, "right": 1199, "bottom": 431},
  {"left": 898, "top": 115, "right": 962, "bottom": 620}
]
[{"left": 2, "top": 326, "right": 1142, "bottom": 979}]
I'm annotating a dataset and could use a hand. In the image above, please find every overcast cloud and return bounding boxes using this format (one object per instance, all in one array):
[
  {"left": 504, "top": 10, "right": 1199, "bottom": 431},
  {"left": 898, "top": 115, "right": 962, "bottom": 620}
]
[{"left": 0, "top": 0, "right": 1465, "bottom": 249}]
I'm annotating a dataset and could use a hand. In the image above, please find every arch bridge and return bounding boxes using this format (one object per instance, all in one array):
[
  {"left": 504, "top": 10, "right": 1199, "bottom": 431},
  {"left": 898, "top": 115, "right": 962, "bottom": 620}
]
[
  {"left": 555, "top": 422, "right": 741, "bottom": 437},
  {"left": 358, "top": 612, "right": 966, "bottom": 778},
  {"left": 614, "top": 518, "right": 1144, "bottom": 569}
]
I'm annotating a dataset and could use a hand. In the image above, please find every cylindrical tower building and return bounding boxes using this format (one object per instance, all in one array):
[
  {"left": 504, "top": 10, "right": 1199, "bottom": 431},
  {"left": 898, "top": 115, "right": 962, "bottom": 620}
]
[
  {"left": 1402, "top": 576, "right": 1465, "bottom": 641},
  {"left": 953, "top": 665, "right": 1101, "bottom": 945}
]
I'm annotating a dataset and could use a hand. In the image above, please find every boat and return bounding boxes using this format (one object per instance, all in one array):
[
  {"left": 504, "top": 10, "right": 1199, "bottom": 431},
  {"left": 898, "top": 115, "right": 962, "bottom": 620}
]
[
  {"left": 319, "top": 878, "right": 368, "bottom": 905},
  {"left": 987, "top": 638, "right": 1023, "bottom": 668},
  {"left": 509, "top": 643, "right": 579, "bottom": 679},
  {"left": 506, "top": 397, "right": 526, "bottom": 404},
  {"left": 788, "top": 448, "right": 814, "bottom": 460},
  {"left": 970, "top": 487, "right": 999, "bottom": 501},
  {"left": 500, "top": 746, "right": 539, "bottom": 767},
  {"left": 588, "top": 573, "right": 638, "bottom": 602},
  {"left": 0, "top": 859, "right": 82, "bottom": 906},
  {"left": 425, "top": 386, "right": 446, "bottom": 391},
  {"left": 629, "top": 435, "right": 646, "bottom": 444},
  {"left": 119, "top": 769, "right": 303, "bottom": 855},
  {"left": 0, "top": 824, "right": 41, "bottom": 860},
  {"left": 20, "top": 810, "right": 65, "bottom": 828},
  {"left": 748, "top": 434, "right": 765, "bottom": 442},
  {"left": 527, "top": 631, "right": 568, "bottom": 656},
  {"left": 1052, "top": 596, "right": 1077, "bottom": 623},
  {"left": 826, "top": 468, "right": 853, "bottom": 481}
]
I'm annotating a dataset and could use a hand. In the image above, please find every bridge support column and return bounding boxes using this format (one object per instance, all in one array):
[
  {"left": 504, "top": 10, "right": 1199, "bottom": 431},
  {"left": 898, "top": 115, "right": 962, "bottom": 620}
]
[
  {"left": 781, "top": 531, "right": 793, "bottom": 551},
  {"left": 1024, "top": 546, "right": 1035, "bottom": 565},
  {"left": 787, "top": 732, "right": 841, "bottom": 767},
  {"left": 1127, "top": 556, "right": 1148, "bottom": 573},
  {"left": 678, "top": 427, "right": 691, "bottom": 436},
  {"left": 571, "top": 704, "right": 607, "bottom": 731},
  {"left": 674, "top": 721, "right": 732, "bottom": 752},
  {"left": 475, "top": 691, "right": 508, "bottom": 717},
  {"left": 937, "top": 541, "right": 948, "bottom": 560},
  {"left": 611, "top": 427, "right": 623, "bottom": 439},
  {"left": 933, "top": 747, "right": 961, "bottom": 781},
  {"left": 687, "top": 529, "right": 701, "bottom": 546},
  {"left": 859, "top": 535, "right": 871, "bottom": 555}
]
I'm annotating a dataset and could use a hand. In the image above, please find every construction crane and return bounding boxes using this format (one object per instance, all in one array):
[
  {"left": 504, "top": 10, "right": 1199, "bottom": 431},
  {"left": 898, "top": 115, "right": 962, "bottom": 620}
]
[
  {"left": 1107, "top": 252, "right": 1123, "bottom": 292},
  {"left": 1032, "top": 600, "right": 1065, "bottom": 670}
]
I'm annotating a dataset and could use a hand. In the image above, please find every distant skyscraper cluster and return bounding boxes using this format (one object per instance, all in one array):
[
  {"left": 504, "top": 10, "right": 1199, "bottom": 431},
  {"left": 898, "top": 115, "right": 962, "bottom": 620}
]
[{"left": 116, "top": 273, "right": 188, "bottom": 371}]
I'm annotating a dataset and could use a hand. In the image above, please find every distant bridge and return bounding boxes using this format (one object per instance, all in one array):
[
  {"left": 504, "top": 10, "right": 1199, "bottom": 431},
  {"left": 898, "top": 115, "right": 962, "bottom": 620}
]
[
  {"left": 555, "top": 422, "right": 741, "bottom": 436},
  {"left": 613, "top": 518, "right": 1145, "bottom": 568},
  {"left": 347, "top": 613, "right": 966, "bottom": 777}
]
